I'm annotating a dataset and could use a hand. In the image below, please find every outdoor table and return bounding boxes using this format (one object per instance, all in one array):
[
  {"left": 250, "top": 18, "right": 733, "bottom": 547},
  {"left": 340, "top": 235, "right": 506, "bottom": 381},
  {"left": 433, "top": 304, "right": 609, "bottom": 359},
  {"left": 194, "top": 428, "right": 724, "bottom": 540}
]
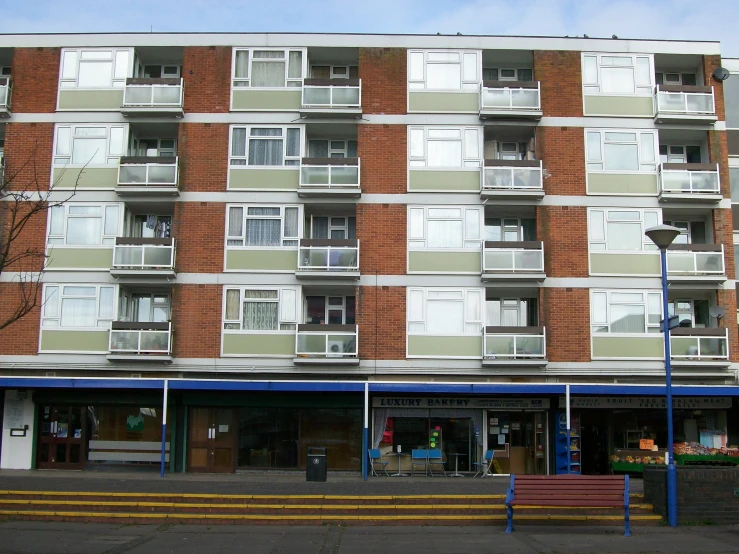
[
  {"left": 389, "top": 452, "right": 410, "bottom": 477},
  {"left": 447, "top": 453, "right": 466, "bottom": 477}
]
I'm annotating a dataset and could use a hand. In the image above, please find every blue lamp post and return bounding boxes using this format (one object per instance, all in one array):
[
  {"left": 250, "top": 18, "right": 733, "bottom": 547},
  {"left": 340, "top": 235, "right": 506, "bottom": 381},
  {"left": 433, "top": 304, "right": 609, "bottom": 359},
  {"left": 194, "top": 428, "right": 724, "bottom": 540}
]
[{"left": 645, "top": 224, "right": 681, "bottom": 528}]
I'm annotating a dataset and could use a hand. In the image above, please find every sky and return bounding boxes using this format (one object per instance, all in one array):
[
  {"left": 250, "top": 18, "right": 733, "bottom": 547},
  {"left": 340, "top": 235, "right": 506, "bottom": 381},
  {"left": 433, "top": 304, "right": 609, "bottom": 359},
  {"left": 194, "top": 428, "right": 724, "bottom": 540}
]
[{"left": 1, "top": 0, "right": 738, "bottom": 57}]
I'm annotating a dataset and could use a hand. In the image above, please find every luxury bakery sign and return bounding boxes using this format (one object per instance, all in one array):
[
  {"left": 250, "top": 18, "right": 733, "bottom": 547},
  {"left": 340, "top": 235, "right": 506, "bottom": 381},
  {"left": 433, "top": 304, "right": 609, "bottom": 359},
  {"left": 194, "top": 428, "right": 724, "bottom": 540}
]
[
  {"left": 372, "top": 398, "right": 550, "bottom": 409},
  {"left": 558, "top": 397, "right": 732, "bottom": 409}
]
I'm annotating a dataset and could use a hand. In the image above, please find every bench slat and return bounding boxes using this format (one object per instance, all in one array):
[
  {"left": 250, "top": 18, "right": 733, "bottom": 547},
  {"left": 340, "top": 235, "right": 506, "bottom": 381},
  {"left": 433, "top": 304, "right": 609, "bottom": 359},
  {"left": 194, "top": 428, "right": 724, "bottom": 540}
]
[{"left": 510, "top": 500, "right": 622, "bottom": 507}]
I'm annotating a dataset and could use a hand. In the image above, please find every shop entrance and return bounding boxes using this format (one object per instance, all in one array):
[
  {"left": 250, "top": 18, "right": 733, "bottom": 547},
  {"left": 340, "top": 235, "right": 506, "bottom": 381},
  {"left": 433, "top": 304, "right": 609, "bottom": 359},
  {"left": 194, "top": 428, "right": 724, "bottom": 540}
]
[
  {"left": 37, "top": 405, "right": 86, "bottom": 470},
  {"left": 487, "top": 411, "right": 547, "bottom": 475},
  {"left": 187, "top": 408, "right": 237, "bottom": 473}
]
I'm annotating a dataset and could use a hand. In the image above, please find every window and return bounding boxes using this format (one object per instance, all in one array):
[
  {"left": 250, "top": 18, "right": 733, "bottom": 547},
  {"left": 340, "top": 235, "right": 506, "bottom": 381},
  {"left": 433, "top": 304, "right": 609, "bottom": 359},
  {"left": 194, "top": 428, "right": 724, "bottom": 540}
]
[
  {"left": 591, "top": 290, "right": 662, "bottom": 334},
  {"left": 586, "top": 130, "right": 658, "bottom": 172},
  {"left": 582, "top": 53, "right": 653, "bottom": 95},
  {"left": 588, "top": 208, "right": 661, "bottom": 251},
  {"left": 42, "top": 285, "right": 116, "bottom": 329},
  {"left": 655, "top": 72, "right": 697, "bottom": 86},
  {"left": 53, "top": 124, "right": 128, "bottom": 166},
  {"left": 223, "top": 287, "right": 298, "bottom": 331},
  {"left": 307, "top": 215, "right": 356, "bottom": 240},
  {"left": 407, "top": 288, "right": 483, "bottom": 335},
  {"left": 408, "top": 206, "right": 482, "bottom": 249},
  {"left": 409, "top": 126, "right": 481, "bottom": 168},
  {"left": 408, "top": 50, "right": 480, "bottom": 90},
  {"left": 486, "top": 297, "right": 538, "bottom": 327},
  {"left": 307, "top": 139, "right": 357, "bottom": 158},
  {"left": 226, "top": 205, "right": 301, "bottom": 247},
  {"left": 230, "top": 126, "right": 302, "bottom": 166},
  {"left": 47, "top": 204, "right": 121, "bottom": 246},
  {"left": 59, "top": 48, "right": 131, "bottom": 89},
  {"left": 659, "top": 144, "right": 702, "bottom": 164},
  {"left": 483, "top": 68, "right": 533, "bottom": 82},
  {"left": 484, "top": 217, "right": 536, "bottom": 242},
  {"left": 232, "top": 48, "right": 305, "bottom": 88}
]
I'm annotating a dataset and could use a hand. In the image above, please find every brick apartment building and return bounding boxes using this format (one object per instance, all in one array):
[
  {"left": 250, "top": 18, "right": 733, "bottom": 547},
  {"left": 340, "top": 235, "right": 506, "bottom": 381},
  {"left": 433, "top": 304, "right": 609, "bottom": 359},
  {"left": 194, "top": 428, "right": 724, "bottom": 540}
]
[{"left": 0, "top": 33, "right": 738, "bottom": 476}]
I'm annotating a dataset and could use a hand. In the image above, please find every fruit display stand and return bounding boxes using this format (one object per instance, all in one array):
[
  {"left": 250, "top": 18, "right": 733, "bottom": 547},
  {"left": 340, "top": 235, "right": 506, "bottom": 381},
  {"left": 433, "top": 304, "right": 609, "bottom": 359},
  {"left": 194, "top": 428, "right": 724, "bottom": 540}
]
[
  {"left": 610, "top": 449, "right": 666, "bottom": 474},
  {"left": 674, "top": 443, "right": 739, "bottom": 466}
]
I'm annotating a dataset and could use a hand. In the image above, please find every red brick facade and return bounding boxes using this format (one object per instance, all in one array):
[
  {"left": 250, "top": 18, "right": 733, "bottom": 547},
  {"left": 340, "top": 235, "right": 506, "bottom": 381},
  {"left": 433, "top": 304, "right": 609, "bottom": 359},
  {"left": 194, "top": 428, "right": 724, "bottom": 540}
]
[
  {"left": 541, "top": 287, "right": 591, "bottom": 362},
  {"left": 0, "top": 283, "right": 41, "bottom": 356},
  {"left": 356, "top": 203, "right": 406, "bottom": 276},
  {"left": 359, "top": 48, "right": 407, "bottom": 115},
  {"left": 357, "top": 125, "right": 406, "bottom": 194},
  {"left": 534, "top": 50, "right": 583, "bottom": 117},
  {"left": 172, "top": 202, "right": 226, "bottom": 273},
  {"left": 703, "top": 55, "right": 725, "bottom": 122},
  {"left": 182, "top": 46, "right": 232, "bottom": 113},
  {"left": 537, "top": 126, "right": 586, "bottom": 196},
  {"left": 10, "top": 48, "right": 60, "bottom": 113},
  {"left": 170, "top": 284, "right": 222, "bottom": 359},
  {"left": 2, "top": 123, "right": 54, "bottom": 192},
  {"left": 538, "top": 206, "right": 589, "bottom": 278},
  {"left": 177, "top": 123, "right": 229, "bottom": 192},
  {"left": 357, "top": 285, "right": 406, "bottom": 360}
]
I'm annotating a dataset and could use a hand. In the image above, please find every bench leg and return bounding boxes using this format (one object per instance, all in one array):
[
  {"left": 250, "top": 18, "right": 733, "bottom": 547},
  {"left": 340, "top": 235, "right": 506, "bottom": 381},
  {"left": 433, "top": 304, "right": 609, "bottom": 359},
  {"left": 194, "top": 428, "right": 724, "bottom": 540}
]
[
  {"left": 505, "top": 506, "right": 513, "bottom": 533},
  {"left": 624, "top": 505, "right": 631, "bottom": 537}
]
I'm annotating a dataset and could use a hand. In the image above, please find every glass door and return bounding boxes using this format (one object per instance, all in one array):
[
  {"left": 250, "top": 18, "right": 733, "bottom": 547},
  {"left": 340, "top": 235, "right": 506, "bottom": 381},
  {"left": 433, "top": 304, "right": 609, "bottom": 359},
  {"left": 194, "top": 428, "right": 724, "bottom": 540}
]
[{"left": 37, "top": 405, "right": 86, "bottom": 470}]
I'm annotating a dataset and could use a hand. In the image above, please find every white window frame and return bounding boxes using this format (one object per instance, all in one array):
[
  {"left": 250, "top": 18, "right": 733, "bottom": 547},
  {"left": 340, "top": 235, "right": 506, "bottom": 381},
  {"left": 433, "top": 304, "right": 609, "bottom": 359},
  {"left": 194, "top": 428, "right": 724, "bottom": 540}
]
[
  {"left": 590, "top": 289, "right": 662, "bottom": 335},
  {"left": 52, "top": 123, "right": 129, "bottom": 168},
  {"left": 41, "top": 284, "right": 117, "bottom": 331},
  {"left": 225, "top": 204, "right": 302, "bottom": 249},
  {"left": 408, "top": 50, "right": 480, "bottom": 91},
  {"left": 408, "top": 126, "right": 482, "bottom": 169},
  {"left": 59, "top": 48, "right": 132, "bottom": 89},
  {"left": 232, "top": 47, "right": 307, "bottom": 88},
  {"left": 229, "top": 125, "right": 303, "bottom": 168},
  {"left": 585, "top": 129, "right": 658, "bottom": 174},
  {"left": 408, "top": 206, "right": 483, "bottom": 253},
  {"left": 47, "top": 203, "right": 122, "bottom": 247},
  {"left": 483, "top": 67, "right": 534, "bottom": 82},
  {"left": 222, "top": 287, "right": 299, "bottom": 333},
  {"left": 407, "top": 287, "right": 484, "bottom": 338},
  {"left": 582, "top": 53, "right": 654, "bottom": 96},
  {"left": 588, "top": 208, "right": 662, "bottom": 253}
]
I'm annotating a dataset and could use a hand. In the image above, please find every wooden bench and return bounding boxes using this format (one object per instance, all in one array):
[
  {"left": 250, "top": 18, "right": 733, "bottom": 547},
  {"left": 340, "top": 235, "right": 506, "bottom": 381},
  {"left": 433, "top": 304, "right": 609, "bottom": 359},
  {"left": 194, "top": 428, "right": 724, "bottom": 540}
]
[{"left": 505, "top": 474, "right": 631, "bottom": 536}]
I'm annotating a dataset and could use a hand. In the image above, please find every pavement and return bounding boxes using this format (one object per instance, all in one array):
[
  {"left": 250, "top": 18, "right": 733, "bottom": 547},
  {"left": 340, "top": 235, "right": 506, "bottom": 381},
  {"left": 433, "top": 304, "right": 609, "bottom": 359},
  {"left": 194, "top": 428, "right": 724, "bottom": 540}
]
[{"left": 0, "top": 521, "right": 737, "bottom": 554}]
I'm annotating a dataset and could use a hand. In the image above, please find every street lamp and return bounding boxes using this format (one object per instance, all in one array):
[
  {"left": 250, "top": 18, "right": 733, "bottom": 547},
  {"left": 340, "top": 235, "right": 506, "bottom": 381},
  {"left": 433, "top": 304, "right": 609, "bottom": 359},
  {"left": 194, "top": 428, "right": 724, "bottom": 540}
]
[{"left": 645, "top": 224, "right": 681, "bottom": 528}]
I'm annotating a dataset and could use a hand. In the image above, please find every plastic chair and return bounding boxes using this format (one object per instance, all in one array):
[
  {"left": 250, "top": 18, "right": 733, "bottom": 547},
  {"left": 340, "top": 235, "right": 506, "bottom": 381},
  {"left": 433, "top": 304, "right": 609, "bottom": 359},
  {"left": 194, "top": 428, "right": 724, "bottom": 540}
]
[
  {"left": 427, "top": 449, "right": 447, "bottom": 477},
  {"left": 474, "top": 450, "right": 495, "bottom": 477},
  {"left": 368, "top": 449, "right": 389, "bottom": 477},
  {"left": 411, "top": 449, "right": 428, "bottom": 476}
]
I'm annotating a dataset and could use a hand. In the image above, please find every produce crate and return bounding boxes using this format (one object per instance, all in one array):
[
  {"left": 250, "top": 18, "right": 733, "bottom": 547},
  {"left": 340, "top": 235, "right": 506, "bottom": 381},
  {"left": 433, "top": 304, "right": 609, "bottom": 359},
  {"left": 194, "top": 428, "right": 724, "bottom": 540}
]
[
  {"left": 675, "top": 454, "right": 739, "bottom": 466},
  {"left": 610, "top": 461, "right": 645, "bottom": 473}
]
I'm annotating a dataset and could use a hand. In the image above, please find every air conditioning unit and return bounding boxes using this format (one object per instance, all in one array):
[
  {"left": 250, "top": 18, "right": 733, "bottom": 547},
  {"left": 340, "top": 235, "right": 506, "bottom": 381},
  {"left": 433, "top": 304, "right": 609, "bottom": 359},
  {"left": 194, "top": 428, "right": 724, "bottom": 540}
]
[{"left": 327, "top": 340, "right": 345, "bottom": 357}]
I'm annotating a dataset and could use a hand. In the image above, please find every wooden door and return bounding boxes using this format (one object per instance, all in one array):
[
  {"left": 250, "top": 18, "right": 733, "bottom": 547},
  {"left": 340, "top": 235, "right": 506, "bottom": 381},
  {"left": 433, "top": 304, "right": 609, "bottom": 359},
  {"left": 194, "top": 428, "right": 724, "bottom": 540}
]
[
  {"left": 37, "top": 405, "right": 86, "bottom": 470},
  {"left": 187, "top": 408, "right": 236, "bottom": 473}
]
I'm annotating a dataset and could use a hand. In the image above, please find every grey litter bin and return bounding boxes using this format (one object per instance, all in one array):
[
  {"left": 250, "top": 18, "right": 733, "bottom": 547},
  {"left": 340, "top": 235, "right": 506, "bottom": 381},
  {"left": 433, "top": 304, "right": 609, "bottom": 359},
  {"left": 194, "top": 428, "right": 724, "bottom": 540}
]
[{"left": 306, "top": 446, "right": 327, "bottom": 482}]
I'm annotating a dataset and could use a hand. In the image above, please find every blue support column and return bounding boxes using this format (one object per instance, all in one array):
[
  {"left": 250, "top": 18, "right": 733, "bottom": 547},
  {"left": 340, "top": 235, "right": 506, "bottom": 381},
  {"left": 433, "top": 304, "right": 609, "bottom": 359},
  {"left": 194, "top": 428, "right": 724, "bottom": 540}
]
[
  {"left": 160, "top": 379, "right": 169, "bottom": 478},
  {"left": 660, "top": 248, "right": 678, "bottom": 527}
]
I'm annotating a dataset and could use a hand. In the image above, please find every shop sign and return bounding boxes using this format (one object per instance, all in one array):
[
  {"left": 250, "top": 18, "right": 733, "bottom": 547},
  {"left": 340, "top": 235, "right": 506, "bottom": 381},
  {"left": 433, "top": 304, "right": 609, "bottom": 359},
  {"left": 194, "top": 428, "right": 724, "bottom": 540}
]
[
  {"left": 558, "top": 397, "right": 732, "bottom": 409},
  {"left": 372, "top": 397, "right": 550, "bottom": 409}
]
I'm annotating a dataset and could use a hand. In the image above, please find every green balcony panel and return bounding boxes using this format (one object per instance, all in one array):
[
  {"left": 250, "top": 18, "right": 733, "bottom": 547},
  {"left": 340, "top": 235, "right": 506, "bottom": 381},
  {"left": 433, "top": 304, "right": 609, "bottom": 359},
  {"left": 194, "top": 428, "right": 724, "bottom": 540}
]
[
  {"left": 583, "top": 95, "right": 654, "bottom": 117},
  {"left": 408, "top": 170, "right": 480, "bottom": 192},
  {"left": 408, "top": 91, "right": 479, "bottom": 113},
  {"left": 407, "top": 335, "right": 482, "bottom": 358},
  {"left": 590, "top": 252, "right": 660, "bottom": 275},
  {"left": 52, "top": 167, "right": 119, "bottom": 189},
  {"left": 592, "top": 335, "right": 663, "bottom": 359},
  {"left": 408, "top": 251, "right": 481, "bottom": 273},
  {"left": 587, "top": 173, "right": 659, "bottom": 195},
  {"left": 40, "top": 330, "right": 110, "bottom": 353},
  {"left": 228, "top": 168, "right": 300, "bottom": 190},
  {"left": 222, "top": 333, "right": 295, "bottom": 356},
  {"left": 57, "top": 89, "right": 124, "bottom": 111},
  {"left": 46, "top": 247, "right": 113, "bottom": 270},
  {"left": 225, "top": 249, "right": 298, "bottom": 272},
  {"left": 231, "top": 89, "right": 301, "bottom": 111}
]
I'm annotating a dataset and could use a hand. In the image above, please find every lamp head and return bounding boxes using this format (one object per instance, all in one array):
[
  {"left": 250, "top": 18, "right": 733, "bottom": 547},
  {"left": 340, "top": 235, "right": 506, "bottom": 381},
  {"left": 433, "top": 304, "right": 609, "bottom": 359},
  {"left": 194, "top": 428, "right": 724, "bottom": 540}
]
[{"left": 645, "top": 224, "right": 681, "bottom": 250}]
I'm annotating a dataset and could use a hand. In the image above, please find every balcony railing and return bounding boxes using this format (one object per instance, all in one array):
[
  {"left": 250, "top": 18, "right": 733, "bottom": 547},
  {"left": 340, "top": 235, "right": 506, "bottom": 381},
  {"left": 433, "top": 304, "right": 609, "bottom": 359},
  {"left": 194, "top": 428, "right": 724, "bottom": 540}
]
[
  {"left": 667, "top": 244, "right": 725, "bottom": 277},
  {"left": 483, "top": 241, "right": 544, "bottom": 274},
  {"left": 299, "top": 157, "right": 360, "bottom": 191},
  {"left": 670, "top": 327, "right": 728, "bottom": 361},
  {"left": 122, "top": 78, "right": 184, "bottom": 109},
  {"left": 118, "top": 156, "right": 179, "bottom": 189},
  {"left": 480, "top": 80, "right": 541, "bottom": 114},
  {"left": 302, "top": 78, "right": 361, "bottom": 110},
  {"left": 0, "top": 77, "right": 11, "bottom": 114},
  {"left": 659, "top": 163, "right": 720, "bottom": 197},
  {"left": 109, "top": 321, "right": 172, "bottom": 356},
  {"left": 482, "top": 160, "right": 543, "bottom": 193},
  {"left": 295, "top": 324, "right": 358, "bottom": 359},
  {"left": 483, "top": 326, "right": 546, "bottom": 360},
  {"left": 655, "top": 84, "right": 716, "bottom": 117},
  {"left": 112, "top": 238, "right": 176, "bottom": 271},
  {"left": 298, "top": 239, "right": 359, "bottom": 272}
]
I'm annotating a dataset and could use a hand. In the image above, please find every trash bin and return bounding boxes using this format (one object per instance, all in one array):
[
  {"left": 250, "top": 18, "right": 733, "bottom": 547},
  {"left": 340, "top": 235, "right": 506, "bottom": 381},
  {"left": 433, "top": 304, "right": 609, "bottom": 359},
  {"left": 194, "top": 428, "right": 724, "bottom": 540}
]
[{"left": 306, "top": 447, "right": 327, "bottom": 482}]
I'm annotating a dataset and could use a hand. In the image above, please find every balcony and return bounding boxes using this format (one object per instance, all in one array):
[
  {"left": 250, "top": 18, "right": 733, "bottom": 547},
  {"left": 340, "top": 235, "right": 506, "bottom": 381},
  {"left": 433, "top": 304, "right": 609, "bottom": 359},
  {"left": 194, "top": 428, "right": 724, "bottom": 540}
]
[
  {"left": 121, "top": 78, "right": 184, "bottom": 118},
  {"left": 482, "top": 241, "right": 545, "bottom": 282},
  {"left": 482, "top": 326, "right": 547, "bottom": 367},
  {"left": 479, "top": 81, "right": 542, "bottom": 120},
  {"left": 294, "top": 324, "right": 359, "bottom": 365},
  {"left": 298, "top": 158, "right": 361, "bottom": 198},
  {"left": 658, "top": 163, "right": 722, "bottom": 203},
  {"left": 300, "top": 78, "right": 362, "bottom": 117},
  {"left": 116, "top": 156, "right": 179, "bottom": 196},
  {"left": 671, "top": 328, "right": 730, "bottom": 368},
  {"left": 654, "top": 85, "right": 717, "bottom": 124},
  {"left": 481, "top": 160, "right": 544, "bottom": 200},
  {"left": 0, "top": 77, "right": 10, "bottom": 118},
  {"left": 296, "top": 239, "right": 359, "bottom": 280},
  {"left": 667, "top": 244, "right": 725, "bottom": 283},
  {"left": 110, "top": 238, "right": 176, "bottom": 281},
  {"left": 107, "top": 321, "right": 173, "bottom": 362}
]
